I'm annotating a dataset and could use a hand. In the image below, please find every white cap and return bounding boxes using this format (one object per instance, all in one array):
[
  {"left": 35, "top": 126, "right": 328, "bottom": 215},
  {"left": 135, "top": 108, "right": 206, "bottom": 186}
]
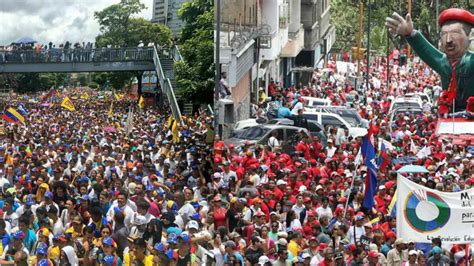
[
  {"left": 128, "top": 182, "right": 137, "bottom": 195},
  {"left": 187, "top": 220, "right": 199, "bottom": 230},
  {"left": 302, "top": 253, "right": 311, "bottom": 259},
  {"left": 135, "top": 215, "right": 147, "bottom": 225},
  {"left": 276, "top": 180, "right": 287, "bottom": 186},
  {"left": 298, "top": 185, "right": 307, "bottom": 192},
  {"left": 378, "top": 185, "right": 386, "bottom": 190},
  {"left": 277, "top": 238, "right": 288, "bottom": 246},
  {"left": 258, "top": 256, "right": 270, "bottom": 265},
  {"left": 316, "top": 185, "right": 324, "bottom": 191},
  {"left": 409, "top": 250, "right": 418, "bottom": 256}
]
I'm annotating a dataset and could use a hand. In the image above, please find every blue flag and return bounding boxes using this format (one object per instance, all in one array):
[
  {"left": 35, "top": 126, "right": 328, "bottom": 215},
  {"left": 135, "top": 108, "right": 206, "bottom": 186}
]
[{"left": 362, "top": 133, "right": 379, "bottom": 210}]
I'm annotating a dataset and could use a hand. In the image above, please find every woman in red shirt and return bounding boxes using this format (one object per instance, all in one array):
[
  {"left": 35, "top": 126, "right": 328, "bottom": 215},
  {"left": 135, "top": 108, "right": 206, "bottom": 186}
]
[{"left": 211, "top": 195, "right": 228, "bottom": 229}]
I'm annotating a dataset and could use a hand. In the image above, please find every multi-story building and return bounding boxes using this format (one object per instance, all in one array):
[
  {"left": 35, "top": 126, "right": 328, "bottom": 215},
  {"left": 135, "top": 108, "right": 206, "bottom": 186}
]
[
  {"left": 151, "top": 0, "right": 189, "bottom": 36},
  {"left": 217, "top": 0, "right": 333, "bottom": 132},
  {"left": 297, "top": 0, "right": 336, "bottom": 68}
]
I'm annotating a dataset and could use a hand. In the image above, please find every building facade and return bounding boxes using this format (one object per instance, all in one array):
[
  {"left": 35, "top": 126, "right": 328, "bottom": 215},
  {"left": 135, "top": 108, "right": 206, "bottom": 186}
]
[
  {"left": 217, "top": 0, "right": 333, "bottom": 130},
  {"left": 151, "top": 0, "right": 189, "bottom": 36}
]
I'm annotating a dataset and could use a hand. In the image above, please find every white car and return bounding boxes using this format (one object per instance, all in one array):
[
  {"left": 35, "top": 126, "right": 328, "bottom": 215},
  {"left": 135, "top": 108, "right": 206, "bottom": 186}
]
[
  {"left": 301, "top": 97, "right": 331, "bottom": 109},
  {"left": 405, "top": 92, "right": 432, "bottom": 105},
  {"left": 233, "top": 119, "right": 259, "bottom": 131},
  {"left": 303, "top": 110, "right": 367, "bottom": 138},
  {"left": 389, "top": 95, "right": 423, "bottom": 113}
]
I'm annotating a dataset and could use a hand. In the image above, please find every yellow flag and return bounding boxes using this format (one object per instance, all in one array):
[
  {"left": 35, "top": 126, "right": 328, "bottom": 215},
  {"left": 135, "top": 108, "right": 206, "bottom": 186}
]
[
  {"left": 61, "top": 96, "right": 75, "bottom": 111},
  {"left": 80, "top": 92, "right": 90, "bottom": 99},
  {"left": 138, "top": 96, "right": 145, "bottom": 109},
  {"left": 171, "top": 120, "right": 179, "bottom": 143},
  {"left": 114, "top": 92, "right": 124, "bottom": 101},
  {"left": 108, "top": 101, "right": 113, "bottom": 118},
  {"left": 167, "top": 115, "right": 174, "bottom": 129}
]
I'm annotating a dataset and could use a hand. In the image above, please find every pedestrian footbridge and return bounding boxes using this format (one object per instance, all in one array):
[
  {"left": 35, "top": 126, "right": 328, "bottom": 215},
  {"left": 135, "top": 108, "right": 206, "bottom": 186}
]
[{"left": 0, "top": 46, "right": 182, "bottom": 122}]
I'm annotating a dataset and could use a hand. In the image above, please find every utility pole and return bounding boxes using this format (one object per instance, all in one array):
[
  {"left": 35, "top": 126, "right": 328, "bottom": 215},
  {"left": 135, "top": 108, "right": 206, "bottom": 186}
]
[
  {"left": 366, "top": 0, "right": 371, "bottom": 100},
  {"left": 215, "top": 0, "right": 221, "bottom": 137},
  {"left": 356, "top": 1, "right": 364, "bottom": 92},
  {"left": 386, "top": 0, "right": 390, "bottom": 89}
]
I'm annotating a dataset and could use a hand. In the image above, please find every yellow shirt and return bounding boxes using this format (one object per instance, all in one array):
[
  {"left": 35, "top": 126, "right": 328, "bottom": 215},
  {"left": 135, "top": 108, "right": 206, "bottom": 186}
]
[
  {"left": 288, "top": 240, "right": 302, "bottom": 257},
  {"left": 124, "top": 253, "right": 154, "bottom": 266}
]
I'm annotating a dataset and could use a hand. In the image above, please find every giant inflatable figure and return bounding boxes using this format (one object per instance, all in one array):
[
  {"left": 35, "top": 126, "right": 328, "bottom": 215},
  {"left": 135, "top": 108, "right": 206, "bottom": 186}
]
[{"left": 386, "top": 9, "right": 474, "bottom": 114}]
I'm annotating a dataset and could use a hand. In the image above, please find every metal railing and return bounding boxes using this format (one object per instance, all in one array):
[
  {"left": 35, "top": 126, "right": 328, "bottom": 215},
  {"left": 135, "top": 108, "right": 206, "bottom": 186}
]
[
  {"left": 152, "top": 46, "right": 182, "bottom": 124},
  {"left": 0, "top": 47, "right": 155, "bottom": 64}
]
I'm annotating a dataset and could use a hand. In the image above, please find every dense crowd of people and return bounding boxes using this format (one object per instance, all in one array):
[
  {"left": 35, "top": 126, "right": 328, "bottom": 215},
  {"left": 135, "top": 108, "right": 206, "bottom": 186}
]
[
  {"left": 214, "top": 55, "right": 474, "bottom": 265},
  {"left": 0, "top": 90, "right": 215, "bottom": 265}
]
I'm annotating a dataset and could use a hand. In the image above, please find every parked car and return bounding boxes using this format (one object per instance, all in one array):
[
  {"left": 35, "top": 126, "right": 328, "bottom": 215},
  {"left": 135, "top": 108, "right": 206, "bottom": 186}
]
[
  {"left": 310, "top": 106, "right": 368, "bottom": 128},
  {"left": 301, "top": 96, "right": 331, "bottom": 109},
  {"left": 224, "top": 125, "right": 312, "bottom": 153},
  {"left": 303, "top": 110, "right": 367, "bottom": 139},
  {"left": 267, "top": 118, "right": 328, "bottom": 146}
]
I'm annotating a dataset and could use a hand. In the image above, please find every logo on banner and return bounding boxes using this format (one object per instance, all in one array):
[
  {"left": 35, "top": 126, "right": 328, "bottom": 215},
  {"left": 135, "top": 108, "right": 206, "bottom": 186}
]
[{"left": 404, "top": 190, "right": 451, "bottom": 233}]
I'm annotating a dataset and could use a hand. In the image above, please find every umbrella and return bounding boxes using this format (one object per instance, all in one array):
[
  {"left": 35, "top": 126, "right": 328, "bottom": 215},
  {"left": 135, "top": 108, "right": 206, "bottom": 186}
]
[
  {"left": 14, "top": 37, "right": 36, "bottom": 45},
  {"left": 396, "top": 165, "right": 428, "bottom": 173}
]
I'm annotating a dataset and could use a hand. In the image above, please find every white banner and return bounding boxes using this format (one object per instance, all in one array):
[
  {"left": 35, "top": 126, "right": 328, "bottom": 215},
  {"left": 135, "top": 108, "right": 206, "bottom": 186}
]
[{"left": 397, "top": 176, "right": 474, "bottom": 244}]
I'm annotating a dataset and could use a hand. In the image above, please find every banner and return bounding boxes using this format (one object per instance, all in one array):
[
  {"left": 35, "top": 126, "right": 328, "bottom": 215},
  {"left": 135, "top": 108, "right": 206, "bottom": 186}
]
[
  {"left": 397, "top": 176, "right": 474, "bottom": 244},
  {"left": 61, "top": 97, "right": 75, "bottom": 111}
]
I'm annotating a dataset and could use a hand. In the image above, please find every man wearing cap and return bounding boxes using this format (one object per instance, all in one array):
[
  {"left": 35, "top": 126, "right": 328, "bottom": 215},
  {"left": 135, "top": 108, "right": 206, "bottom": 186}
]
[
  {"left": 387, "top": 238, "right": 408, "bottom": 265},
  {"left": 427, "top": 246, "right": 451, "bottom": 265},
  {"left": 386, "top": 8, "right": 474, "bottom": 113},
  {"left": 0, "top": 231, "right": 29, "bottom": 263}
]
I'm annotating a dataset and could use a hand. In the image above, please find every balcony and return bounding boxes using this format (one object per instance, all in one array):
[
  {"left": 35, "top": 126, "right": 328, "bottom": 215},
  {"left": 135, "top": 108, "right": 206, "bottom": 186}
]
[
  {"left": 304, "top": 21, "right": 319, "bottom": 50},
  {"left": 281, "top": 25, "right": 305, "bottom": 58}
]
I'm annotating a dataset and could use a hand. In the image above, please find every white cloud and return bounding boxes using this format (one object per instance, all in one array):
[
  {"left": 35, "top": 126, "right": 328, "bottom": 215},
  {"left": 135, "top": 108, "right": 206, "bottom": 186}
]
[{"left": 0, "top": 0, "right": 154, "bottom": 45}]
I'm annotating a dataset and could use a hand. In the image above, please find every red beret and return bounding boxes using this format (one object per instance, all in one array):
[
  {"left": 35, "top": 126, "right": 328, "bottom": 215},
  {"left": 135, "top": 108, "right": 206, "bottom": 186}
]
[{"left": 438, "top": 8, "right": 474, "bottom": 26}]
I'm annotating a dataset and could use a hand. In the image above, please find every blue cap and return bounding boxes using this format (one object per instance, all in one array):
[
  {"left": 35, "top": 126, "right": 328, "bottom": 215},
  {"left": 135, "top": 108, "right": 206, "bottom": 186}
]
[
  {"left": 102, "top": 236, "right": 114, "bottom": 246},
  {"left": 44, "top": 191, "right": 53, "bottom": 199},
  {"left": 190, "top": 212, "right": 200, "bottom": 221},
  {"left": 37, "top": 259, "right": 51, "bottom": 266},
  {"left": 432, "top": 246, "right": 442, "bottom": 254},
  {"left": 167, "top": 234, "right": 177, "bottom": 245},
  {"left": 79, "top": 177, "right": 89, "bottom": 183},
  {"left": 12, "top": 231, "right": 25, "bottom": 240},
  {"left": 102, "top": 255, "right": 116, "bottom": 265},
  {"left": 25, "top": 195, "right": 35, "bottom": 206},
  {"left": 154, "top": 242, "right": 166, "bottom": 252},
  {"left": 178, "top": 233, "right": 190, "bottom": 243},
  {"left": 167, "top": 227, "right": 182, "bottom": 235},
  {"left": 36, "top": 242, "right": 48, "bottom": 255}
]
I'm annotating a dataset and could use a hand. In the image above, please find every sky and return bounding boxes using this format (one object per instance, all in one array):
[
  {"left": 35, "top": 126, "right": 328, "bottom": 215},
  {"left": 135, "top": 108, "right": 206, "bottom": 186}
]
[{"left": 0, "top": 0, "right": 154, "bottom": 45}]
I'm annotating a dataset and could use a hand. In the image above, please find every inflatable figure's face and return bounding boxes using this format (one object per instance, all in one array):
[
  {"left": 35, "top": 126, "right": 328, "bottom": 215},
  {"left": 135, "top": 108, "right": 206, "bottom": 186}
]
[{"left": 440, "top": 22, "right": 470, "bottom": 61}]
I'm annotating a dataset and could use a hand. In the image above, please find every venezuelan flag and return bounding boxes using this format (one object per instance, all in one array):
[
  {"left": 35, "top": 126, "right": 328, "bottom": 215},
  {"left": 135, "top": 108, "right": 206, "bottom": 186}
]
[{"left": 2, "top": 108, "right": 25, "bottom": 124}]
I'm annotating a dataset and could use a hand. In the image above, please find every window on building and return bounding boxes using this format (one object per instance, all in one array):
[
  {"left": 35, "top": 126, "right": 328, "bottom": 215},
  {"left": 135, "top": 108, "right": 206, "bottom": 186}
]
[{"left": 279, "top": 2, "right": 289, "bottom": 29}]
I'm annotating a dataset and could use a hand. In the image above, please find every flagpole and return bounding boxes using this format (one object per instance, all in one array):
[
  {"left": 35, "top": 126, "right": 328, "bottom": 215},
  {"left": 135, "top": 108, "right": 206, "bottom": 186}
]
[{"left": 343, "top": 148, "right": 362, "bottom": 218}]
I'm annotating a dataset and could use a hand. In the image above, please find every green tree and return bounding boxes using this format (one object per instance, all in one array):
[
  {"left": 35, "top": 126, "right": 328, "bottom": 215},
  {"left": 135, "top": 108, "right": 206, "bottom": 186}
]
[
  {"left": 175, "top": 0, "right": 214, "bottom": 104},
  {"left": 94, "top": 0, "right": 173, "bottom": 91}
]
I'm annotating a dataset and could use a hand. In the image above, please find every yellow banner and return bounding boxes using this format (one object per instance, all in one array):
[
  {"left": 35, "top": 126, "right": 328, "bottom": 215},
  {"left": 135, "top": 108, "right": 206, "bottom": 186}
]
[{"left": 61, "top": 97, "right": 75, "bottom": 111}]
